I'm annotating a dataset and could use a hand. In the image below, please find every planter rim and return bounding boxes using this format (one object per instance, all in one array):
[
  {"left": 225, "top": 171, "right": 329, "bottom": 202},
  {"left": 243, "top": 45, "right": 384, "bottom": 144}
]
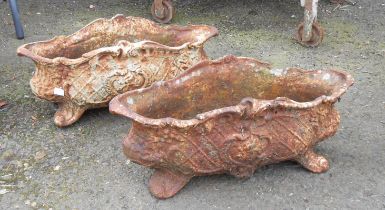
[
  {"left": 16, "top": 14, "right": 219, "bottom": 65},
  {"left": 110, "top": 55, "right": 354, "bottom": 128}
]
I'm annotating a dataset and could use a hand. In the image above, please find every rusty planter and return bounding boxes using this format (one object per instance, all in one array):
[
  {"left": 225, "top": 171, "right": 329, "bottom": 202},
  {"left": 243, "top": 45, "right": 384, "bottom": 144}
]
[
  {"left": 110, "top": 55, "right": 353, "bottom": 199},
  {"left": 17, "top": 15, "right": 218, "bottom": 127}
]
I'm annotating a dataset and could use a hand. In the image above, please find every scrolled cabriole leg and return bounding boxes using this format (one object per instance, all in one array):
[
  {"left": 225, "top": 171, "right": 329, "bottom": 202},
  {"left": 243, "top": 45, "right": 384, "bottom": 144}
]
[
  {"left": 148, "top": 169, "right": 192, "bottom": 199},
  {"left": 54, "top": 102, "right": 86, "bottom": 127},
  {"left": 295, "top": 149, "right": 330, "bottom": 173}
]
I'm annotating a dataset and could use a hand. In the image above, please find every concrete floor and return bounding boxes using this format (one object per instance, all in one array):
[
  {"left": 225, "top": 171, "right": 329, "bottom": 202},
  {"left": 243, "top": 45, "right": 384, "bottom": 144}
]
[{"left": 1, "top": 0, "right": 384, "bottom": 209}]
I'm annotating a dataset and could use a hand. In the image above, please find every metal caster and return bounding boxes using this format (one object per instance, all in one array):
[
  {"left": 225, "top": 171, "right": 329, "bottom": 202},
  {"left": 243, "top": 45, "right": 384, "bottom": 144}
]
[
  {"left": 297, "top": 0, "right": 323, "bottom": 47},
  {"left": 151, "top": 0, "right": 174, "bottom": 23},
  {"left": 296, "top": 21, "right": 324, "bottom": 47}
]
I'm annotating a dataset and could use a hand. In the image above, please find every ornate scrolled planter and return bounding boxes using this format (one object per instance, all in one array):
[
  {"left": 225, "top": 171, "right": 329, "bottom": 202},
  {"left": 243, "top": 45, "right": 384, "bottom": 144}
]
[
  {"left": 17, "top": 15, "right": 218, "bottom": 127},
  {"left": 110, "top": 55, "right": 354, "bottom": 199}
]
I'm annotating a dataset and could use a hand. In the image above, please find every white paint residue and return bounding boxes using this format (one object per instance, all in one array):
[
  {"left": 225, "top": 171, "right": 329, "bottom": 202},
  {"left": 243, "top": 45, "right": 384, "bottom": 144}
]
[
  {"left": 154, "top": 81, "right": 165, "bottom": 87},
  {"left": 53, "top": 88, "right": 64, "bottom": 96},
  {"left": 181, "top": 76, "right": 189, "bottom": 83},
  {"left": 191, "top": 70, "right": 202, "bottom": 77},
  {"left": 322, "top": 73, "right": 331, "bottom": 81},
  {"left": 313, "top": 0, "right": 318, "bottom": 20},
  {"left": 127, "top": 97, "right": 135, "bottom": 105},
  {"left": 179, "top": 70, "right": 202, "bottom": 83},
  {"left": 300, "top": 0, "right": 318, "bottom": 19},
  {"left": 270, "top": 69, "right": 286, "bottom": 76},
  {"left": 196, "top": 33, "right": 207, "bottom": 42}
]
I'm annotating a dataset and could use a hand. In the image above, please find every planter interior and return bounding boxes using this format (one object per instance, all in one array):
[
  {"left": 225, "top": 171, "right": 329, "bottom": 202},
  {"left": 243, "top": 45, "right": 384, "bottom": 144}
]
[
  {"left": 122, "top": 60, "right": 344, "bottom": 121},
  {"left": 21, "top": 15, "right": 215, "bottom": 60}
]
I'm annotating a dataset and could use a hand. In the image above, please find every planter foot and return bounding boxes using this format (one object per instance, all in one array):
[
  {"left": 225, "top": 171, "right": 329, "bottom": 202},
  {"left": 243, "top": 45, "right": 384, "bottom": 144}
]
[
  {"left": 149, "top": 169, "right": 192, "bottom": 199},
  {"left": 54, "top": 102, "right": 86, "bottom": 127},
  {"left": 296, "top": 149, "right": 329, "bottom": 173}
]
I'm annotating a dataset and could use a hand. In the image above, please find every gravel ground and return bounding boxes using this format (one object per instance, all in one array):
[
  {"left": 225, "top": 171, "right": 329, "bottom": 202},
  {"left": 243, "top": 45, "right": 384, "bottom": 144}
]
[{"left": 1, "top": 0, "right": 385, "bottom": 209}]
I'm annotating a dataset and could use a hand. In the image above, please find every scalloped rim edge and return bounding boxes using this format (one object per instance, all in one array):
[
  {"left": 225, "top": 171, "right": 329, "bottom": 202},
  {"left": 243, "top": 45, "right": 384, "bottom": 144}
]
[
  {"left": 109, "top": 55, "right": 354, "bottom": 128},
  {"left": 16, "top": 14, "right": 219, "bottom": 65}
]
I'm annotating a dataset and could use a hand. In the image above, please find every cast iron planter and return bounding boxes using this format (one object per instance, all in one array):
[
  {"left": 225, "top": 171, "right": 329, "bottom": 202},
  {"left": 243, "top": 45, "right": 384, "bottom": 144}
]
[
  {"left": 17, "top": 15, "right": 218, "bottom": 127},
  {"left": 110, "top": 55, "right": 354, "bottom": 199}
]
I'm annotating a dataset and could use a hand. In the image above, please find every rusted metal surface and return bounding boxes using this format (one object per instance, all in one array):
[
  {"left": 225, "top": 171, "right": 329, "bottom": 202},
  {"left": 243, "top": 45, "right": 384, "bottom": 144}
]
[
  {"left": 17, "top": 15, "right": 218, "bottom": 127},
  {"left": 110, "top": 55, "right": 354, "bottom": 199}
]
